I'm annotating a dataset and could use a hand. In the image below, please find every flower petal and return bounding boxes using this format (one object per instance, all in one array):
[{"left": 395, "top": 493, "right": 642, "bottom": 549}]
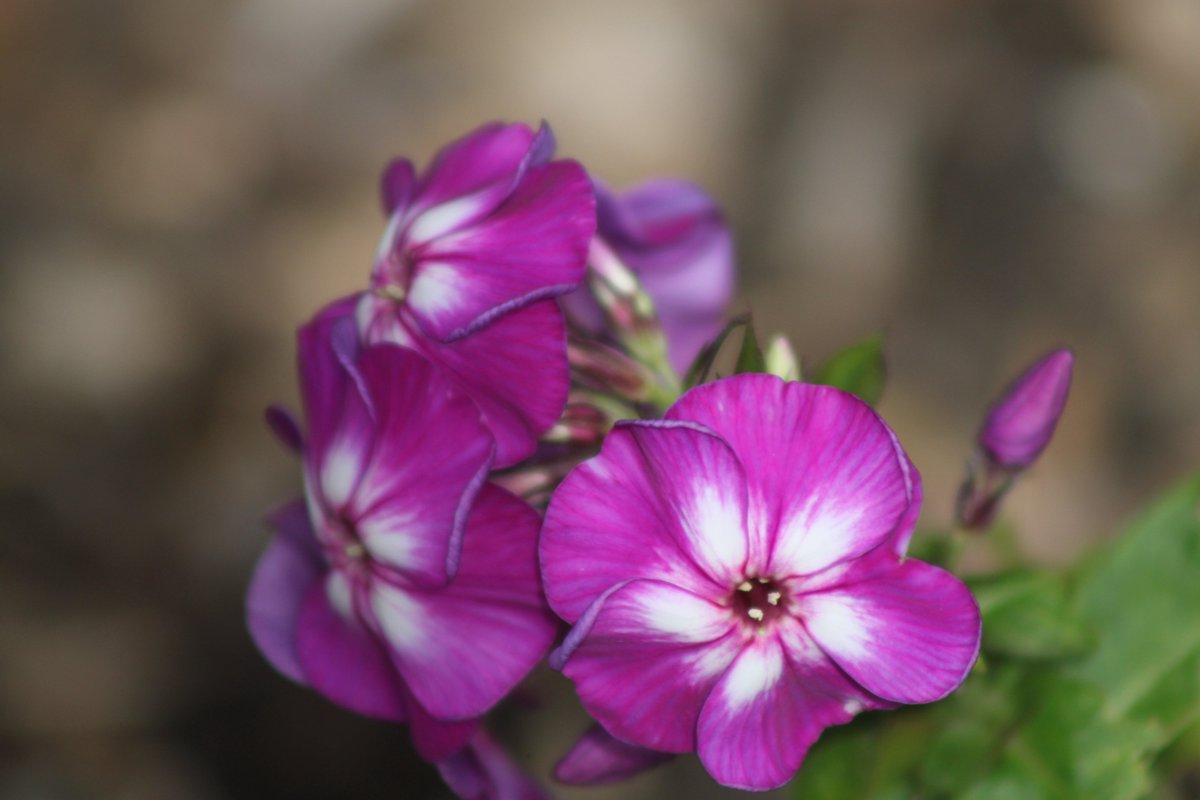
[
  {"left": 295, "top": 573, "right": 407, "bottom": 722},
  {"left": 666, "top": 376, "right": 911, "bottom": 578},
  {"left": 554, "top": 578, "right": 740, "bottom": 753},
  {"left": 540, "top": 420, "right": 749, "bottom": 622},
  {"left": 405, "top": 689, "right": 478, "bottom": 762},
  {"left": 797, "top": 555, "right": 981, "bottom": 704},
  {"left": 696, "top": 625, "right": 881, "bottom": 791},
  {"left": 407, "top": 159, "right": 594, "bottom": 341},
  {"left": 439, "top": 730, "right": 550, "bottom": 800},
  {"left": 380, "top": 158, "right": 417, "bottom": 215},
  {"left": 349, "top": 344, "right": 494, "bottom": 586},
  {"left": 415, "top": 299, "right": 569, "bottom": 468},
  {"left": 415, "top": 122, "right": 537, "bottom": 213},
  {"left": 298, "top": 311, "right": 375, "bottom": 512},
  {"left": 554, "top": 723, "right": 674, "bottom": 785},
  {"left": 246, "top": 500, "right": 324, "bottom": 682},
  {"left": 374, "top": 485, "right": 557, "bottom": 720}
]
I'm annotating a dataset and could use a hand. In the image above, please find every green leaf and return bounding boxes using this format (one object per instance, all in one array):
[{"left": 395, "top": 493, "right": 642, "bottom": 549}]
[
  {"left": 734, "top": 321, "right": 766, "bottom": 374},
  {"left": 814, "top": 335, "right": 886, "bottom": 406},
  {"left": 682, "top": 312, "right": 749, "bottom": 389},
  {"left": 1070, "top": 473, "right": 1200, "bottom": 740},
  {"left": 968, "top": 569, "right": 1095, "bottom": 660},
  {"left": 994, "top": 676, "right": 1158, "bottom": 800}
]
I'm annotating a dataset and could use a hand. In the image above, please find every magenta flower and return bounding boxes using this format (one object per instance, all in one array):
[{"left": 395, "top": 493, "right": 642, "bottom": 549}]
[
  {"left": 246, "top": 312, "right": 557, "bottom": 760},
  {"left": 979, "top": 348, "right": 1074, "bottom": 470},
  {"left": 540, "top": 375, "right": 981, "bottom": 790},
  {"left": 563, "top": 179, "right": 735, "bottom": 374},
  {"left": 358, "top": 122, "right": 596, "bottom": 466}
]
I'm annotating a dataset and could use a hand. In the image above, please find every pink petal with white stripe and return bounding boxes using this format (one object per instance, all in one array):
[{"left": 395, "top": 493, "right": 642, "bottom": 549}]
[
  {"left": 540, "top": 421, "right": 749, "bottom": 622},
  {"left": 295, "top": 574, "right": 407, "bottom": 722},
  {"left": 347, "top": 345, "right": 494, "bottom": 586},
  {"left": 414, "top": 122, "right": 538, "bottom": 212},
  {"left": 297, "top": 314, "right": 375, "bottom": 512},
  {"left": 696, "top": 626, "right": 881, "bottom": 791},
  {"left": 246, "top": 500, "right": 323, "bottom": 683},
  {"left": 407, "top": 159, "right": 594, "bottom": 341},
  {"left": 797, "top": 556, "right": 980, "bottom": 704},
  {"left": 377, "top": 485, "right": 556, "bottom": 720},
  {"left": 554, "top": 579, "right": 740, "bottom": 753},
  {"left": 666, "top": 376, "right": 910, "bottom": 578}
]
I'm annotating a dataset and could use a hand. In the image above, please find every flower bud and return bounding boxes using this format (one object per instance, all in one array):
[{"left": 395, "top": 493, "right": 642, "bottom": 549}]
[
  {"left": 979, "top": 348, "right": 1074, "bottom": 470},
  {"left": 956, "top": 348, "right": 1074, "bottom": 531}
]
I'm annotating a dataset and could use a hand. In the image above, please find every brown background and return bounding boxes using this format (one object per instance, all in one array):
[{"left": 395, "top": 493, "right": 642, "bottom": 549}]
[{"left": 2, "top": 1, "right": 1199, "bottom": 797}]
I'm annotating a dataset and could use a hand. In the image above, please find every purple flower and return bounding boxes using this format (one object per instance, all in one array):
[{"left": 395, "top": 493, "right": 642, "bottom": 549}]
[
  {"left": 358, "top": 122, "right": 596, "bottom": 466},
  {"left": 979, "top": 348, "right": 1074, "bottom": 470},
  {"left": 246, "top": 312, "right": 557, "bottom": 760},
  {"left": 438, "top": 730, "right": 552, "bottom": 800},
  {"left": 540, "top": 375, "right": 980, "bottom": 790},
  {"left": 564, "top": 179, "right": 735, "bottom": 374}
]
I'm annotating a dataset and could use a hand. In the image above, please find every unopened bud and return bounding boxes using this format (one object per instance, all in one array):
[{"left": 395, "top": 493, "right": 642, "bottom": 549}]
[
  {"left": 763, "top": 335, "right": 800, "bottom": 381},
  {"left": 568, "top": 337, "right": 654, "bottom": 400},
  {"left": 979, "top": 348, "right": 1073, "bottom": 470}
]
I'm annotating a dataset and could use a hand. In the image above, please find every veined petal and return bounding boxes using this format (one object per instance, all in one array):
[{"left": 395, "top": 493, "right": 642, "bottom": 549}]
[
  {"left": 349, "top": 345, "right": 494, "bottom": 586},
  {"left": 295, "top": 573, "right": 406, "bottom": 722},
  {"left": 415, "top": 122, "right": 537, "bottom": 212},
  {"left": 246, "top": 500, "right": 324, "bottom": 682},
  {"left": 407, "top": 159, "right": 594, "bottom": 342},
  {"left": 696, "top": 624, "right": 883, "bottom": 791},
  {"left": 797, "top": 555, "right": 981, "bottom": 704},
  {"left": 666, "top": 376, "right": 910, "bottom": 578},
  {"left": 540, "top": 420, "right": 749, "bottom": 622},
  {"left": 375, "top": 485, "right": 556, "bottom": 721},
  {"left": 416, "top": 299, "right": 569, "bottom": 468},
  {"left": 554, "top": 723, "right": 674, "bottom": 785},
  {"left": 554, "top": 579, "right": 740, "bottom": 753}
]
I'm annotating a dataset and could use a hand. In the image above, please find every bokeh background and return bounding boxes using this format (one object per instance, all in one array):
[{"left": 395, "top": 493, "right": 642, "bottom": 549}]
[{"left": 3, "top": 1, "right": 1199, "bottom": 797}]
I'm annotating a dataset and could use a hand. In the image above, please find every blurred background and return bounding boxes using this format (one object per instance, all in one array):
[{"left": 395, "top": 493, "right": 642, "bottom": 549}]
[{"left": 2, "top": 0, "right": 1199, "bottom": 797}]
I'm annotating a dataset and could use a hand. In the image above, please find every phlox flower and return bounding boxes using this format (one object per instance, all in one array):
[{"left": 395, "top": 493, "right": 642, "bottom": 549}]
[
  {"left": 247, "top": 310, "right": 557, "bottom": 760},
  {"left": 540, "top": 375, "right": 981, "bottom": 790},
  {"left": 358, "top": 121, "right": 596, "bottom": 466}
]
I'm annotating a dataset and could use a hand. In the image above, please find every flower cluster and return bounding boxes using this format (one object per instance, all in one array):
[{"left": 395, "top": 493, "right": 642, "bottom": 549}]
[{"left": 248, "top": 120, "right": 1074, "bottom": 796}]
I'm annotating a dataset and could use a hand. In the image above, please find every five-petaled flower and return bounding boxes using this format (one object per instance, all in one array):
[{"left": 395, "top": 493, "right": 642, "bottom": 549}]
[
  {"left": 540, "top": 374, "right": 982, "bottom": 790},
  {"left": 356, "top": 121, "right": 596, "bottom": 467},
  {"left": 247, "top": 309, "right": 557, "bottom": 761}
]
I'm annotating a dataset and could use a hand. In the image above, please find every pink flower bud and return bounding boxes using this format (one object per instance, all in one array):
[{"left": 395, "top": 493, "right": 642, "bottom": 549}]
[{"left": 979, "top": 348, "right": 1074, "bottom": 470}]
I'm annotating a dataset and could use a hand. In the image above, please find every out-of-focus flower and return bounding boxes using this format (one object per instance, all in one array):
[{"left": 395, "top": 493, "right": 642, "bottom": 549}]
[
  {"left": 979, "top": 348, "right": 1074, "bottom": 469},
  {"left": 540, "top": 375, "right": 980, "bottom": 790},
  {"left": 554, "top": 723, "right": 673, "bottom": 785},
  {"left": 247, "top": 312, "right": 556, "bottom": 760},
  {"left": 564, "top": 179, "right": 735, "bottom": 375},
  {"left": 957, "top": 348, "right": 1074, "bottom": 530},
  {"left": 357, "top": 122, "right": 596, "bottom": 466},
  {"left": 438, "top": 730, "right": 551, "bottom": 800}
]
